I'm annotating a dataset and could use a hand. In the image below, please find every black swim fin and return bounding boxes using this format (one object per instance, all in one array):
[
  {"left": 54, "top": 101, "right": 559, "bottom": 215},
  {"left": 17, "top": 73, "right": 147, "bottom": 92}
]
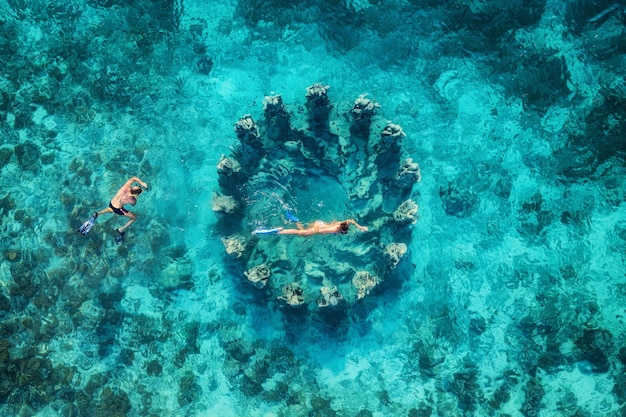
[
  {"left": 115, "top": 229, "right": 125, "bottom": 244},
  {"left": 78, "top": 213, "right": 97, "bottom": 235}
]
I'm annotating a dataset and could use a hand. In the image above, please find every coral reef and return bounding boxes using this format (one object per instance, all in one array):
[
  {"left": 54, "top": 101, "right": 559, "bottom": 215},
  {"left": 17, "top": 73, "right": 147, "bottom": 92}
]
[{"left": 214, "top": 85, "right": 421, "bottom": 312}]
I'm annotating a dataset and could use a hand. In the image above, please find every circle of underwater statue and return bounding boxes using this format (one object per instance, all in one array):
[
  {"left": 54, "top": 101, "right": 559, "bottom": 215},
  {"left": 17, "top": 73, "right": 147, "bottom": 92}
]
[{"left": 214, "top": 83, "right": 421, "bottom": 312}]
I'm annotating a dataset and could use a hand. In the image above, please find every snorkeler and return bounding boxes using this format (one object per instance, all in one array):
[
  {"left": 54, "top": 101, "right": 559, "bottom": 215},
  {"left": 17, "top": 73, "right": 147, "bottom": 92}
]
[
  {"left": 253, "top": 219, "right": 368, "bottom": 236},
  {"left": 78, "top": 176, "right": 149, "bottom": 243}
]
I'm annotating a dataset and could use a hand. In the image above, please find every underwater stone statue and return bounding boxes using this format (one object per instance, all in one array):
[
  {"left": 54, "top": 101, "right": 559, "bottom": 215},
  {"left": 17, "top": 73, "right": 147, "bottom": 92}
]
[
  {"left": 234, "top": 114, "right": 260, "bottom": 141},
  {"left": 373, "top": 123, "right": 406, "bottom": 181},
  {"left": 350, "top": 95, "right": 379, "bottom": 121},
  {"left": 352, "top": 271, "right": 378, "bottom": 299},
  {"left": 317, "top": 285, "right": 342, "bottom": 308},
  {"left": 349, "top": 94, "right": 379, "bottom": 140},
  {"left": 395, "top": 158, "right": 422, "bottom": 189},
  {"left": 211, "top": 193, "right": 237, "bottom": 214},
  {"left": 234, "top": 115, "right": 263, "bottom": 169},
  {"left": 216, "top": 155, "right": 246, "bottom": 198},
  {"left": 305, "top": 83, "right": 332, "bottom": 131},
  {"left": 384, "top": 242, "right": 408, "bottom": 270},
  {"left": 393, "top": 199, "right": 419, "bottom": 224},
  {"left": 244, "top": 264, "right": 271, "bottom": 289},
  {"left": 216, "top": 155, "right": 242, "bottom": 177},
  {"left": 378, "top": 123, "right": 405, "bottom": 153},
  {"left": 221, "top": 234, "right": 247, "bottom": 258},
  {"left": 305, "top": 83, "right": 331, "bottom": 111},
  {"left": 263, "top": 94, "right": 291, "bottom": 142},
  {"left": 215, "top": 84, "right": 421, "bottom": 313},
  {"left": 279, "top": 282, "right": 305, "bottom": 306}
]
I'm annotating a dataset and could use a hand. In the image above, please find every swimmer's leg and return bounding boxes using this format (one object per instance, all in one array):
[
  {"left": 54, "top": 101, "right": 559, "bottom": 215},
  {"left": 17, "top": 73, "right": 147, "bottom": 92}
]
[{"left": 117, "top": 211, "right": 137, "bottom": 234}]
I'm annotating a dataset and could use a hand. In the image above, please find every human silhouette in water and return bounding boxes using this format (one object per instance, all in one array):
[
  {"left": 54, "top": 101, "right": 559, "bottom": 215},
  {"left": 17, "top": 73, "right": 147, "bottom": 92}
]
[
  {"left": 253, "top": 219, "right": 368, "bottom": 236},
  {"left": 78, "top": 176, "right": 149, "bottom": 243}
]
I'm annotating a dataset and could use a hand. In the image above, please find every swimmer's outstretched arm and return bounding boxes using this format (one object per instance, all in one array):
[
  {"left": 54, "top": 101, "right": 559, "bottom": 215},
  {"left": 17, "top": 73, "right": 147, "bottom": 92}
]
[
  {"left": 124, "top": 176, "right": 149, "bottom": 190},
  {"left": 347, "top": 219, "right": 368, "bottom": 232}
]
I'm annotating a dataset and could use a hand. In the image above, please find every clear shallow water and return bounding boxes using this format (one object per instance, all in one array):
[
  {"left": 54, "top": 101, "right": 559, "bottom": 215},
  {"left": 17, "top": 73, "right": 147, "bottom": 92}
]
[{"left": 1, "top": 0, "right": 626, "bottom": 415}]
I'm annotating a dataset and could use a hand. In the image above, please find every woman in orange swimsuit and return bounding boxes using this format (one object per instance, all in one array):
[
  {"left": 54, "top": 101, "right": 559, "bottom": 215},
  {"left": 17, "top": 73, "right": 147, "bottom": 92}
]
[
  {"left": 279, "top": 219, "right": 368, "bottom": 236},
  {"left": 253, "top": 219, "right": 368, "bottom": 236}
]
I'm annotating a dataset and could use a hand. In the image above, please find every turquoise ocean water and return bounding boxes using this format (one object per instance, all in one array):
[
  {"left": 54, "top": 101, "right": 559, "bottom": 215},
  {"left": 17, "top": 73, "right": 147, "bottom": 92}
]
[{"left": 1, "top": 0, "right": 626, "bottom": 415}]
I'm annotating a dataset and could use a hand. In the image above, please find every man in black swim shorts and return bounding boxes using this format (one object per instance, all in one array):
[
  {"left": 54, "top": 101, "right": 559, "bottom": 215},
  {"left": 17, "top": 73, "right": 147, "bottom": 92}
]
[
  {"left": 109, "top": 202, "right": 129, "bottom": 216},
  {"left": 90, "top": 176, "right": 149, "bottom": 243}
]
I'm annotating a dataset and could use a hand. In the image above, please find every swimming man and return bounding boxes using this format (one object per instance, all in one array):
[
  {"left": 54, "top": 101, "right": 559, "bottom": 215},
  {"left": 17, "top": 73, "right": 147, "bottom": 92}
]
[{"left": 78, "top": 176, "right": 149, "bottom": 243}]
